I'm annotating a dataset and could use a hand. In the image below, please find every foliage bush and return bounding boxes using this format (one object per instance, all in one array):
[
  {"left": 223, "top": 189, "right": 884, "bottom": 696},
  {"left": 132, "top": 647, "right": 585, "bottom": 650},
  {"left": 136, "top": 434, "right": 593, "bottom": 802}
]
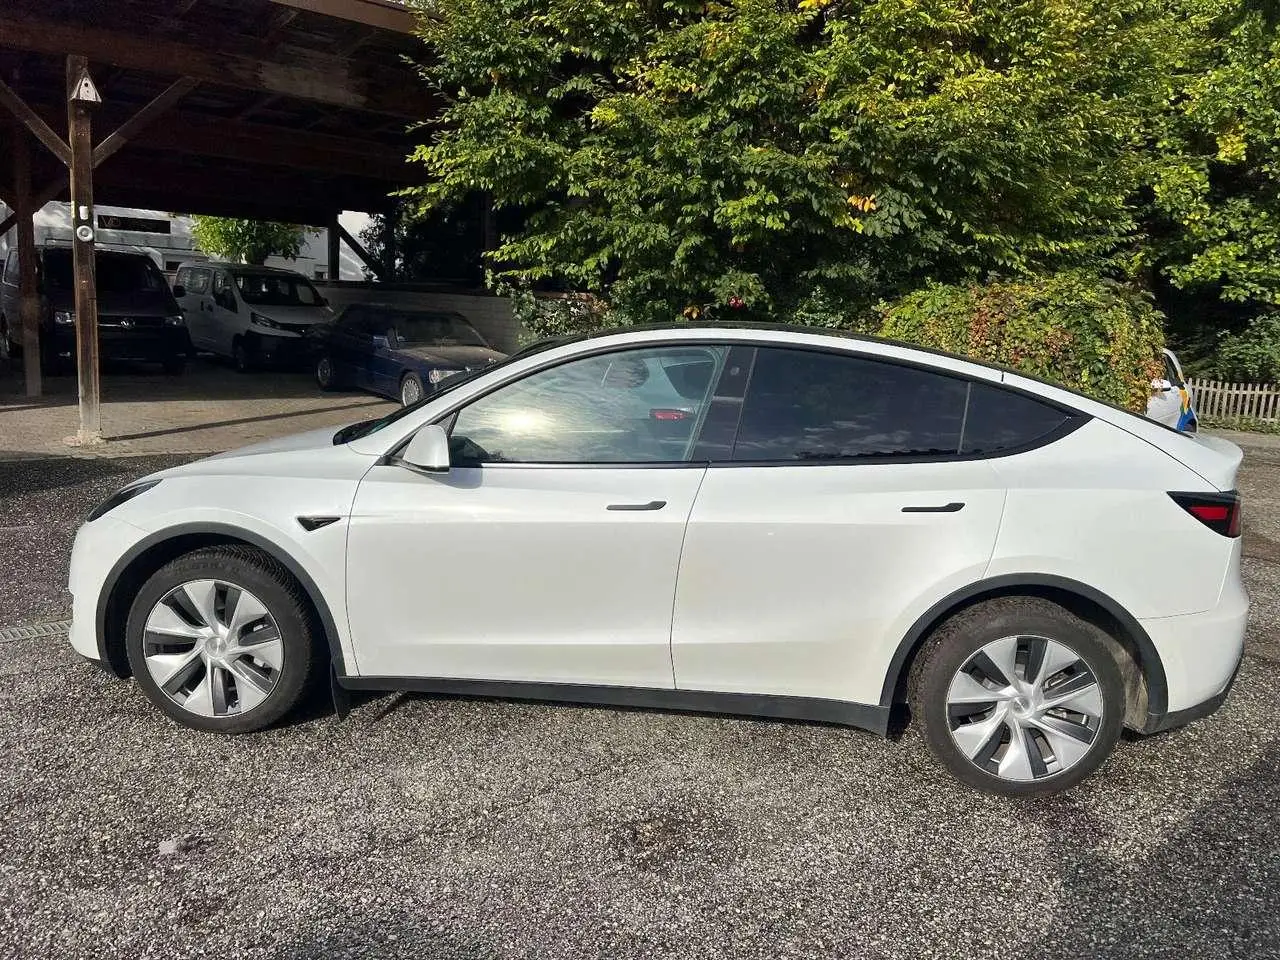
[
  {"left": 876, "top": 273, "right": 1166, "bottom": 411},
  {"left": 1207, "top": 313, "right": 1280, "bottom": 384}
]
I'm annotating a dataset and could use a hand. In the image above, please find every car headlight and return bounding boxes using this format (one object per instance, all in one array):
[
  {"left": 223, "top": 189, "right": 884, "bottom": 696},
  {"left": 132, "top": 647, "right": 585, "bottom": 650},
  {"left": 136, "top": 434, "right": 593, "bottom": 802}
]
[
  {"left": 165, "top": 314, "right": 185, "bottom": 326},
  {"left": 87, "top": 480, "right": 161, "bottom": 522},
  {"left": 427, "top": 368, "right": 461, "bottom": 384},
  {"left": 54, "top": 310, "right": 75, "bottom": 325},
  {"left": 250, "top": 312, "right": 281, "bottom": 330}
]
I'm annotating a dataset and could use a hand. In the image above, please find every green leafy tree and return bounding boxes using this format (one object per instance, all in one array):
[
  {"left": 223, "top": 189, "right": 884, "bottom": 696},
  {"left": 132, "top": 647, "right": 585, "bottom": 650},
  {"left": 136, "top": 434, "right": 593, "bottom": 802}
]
[
  {"left": 189, "top": 217, "right": 310, "bottom": 265},
  {"left": 1143, "top": 0, "right": 1280, "bottom": 308},
  {"left": 407, "top": 0, "right": 1179, "bottom": 324}
]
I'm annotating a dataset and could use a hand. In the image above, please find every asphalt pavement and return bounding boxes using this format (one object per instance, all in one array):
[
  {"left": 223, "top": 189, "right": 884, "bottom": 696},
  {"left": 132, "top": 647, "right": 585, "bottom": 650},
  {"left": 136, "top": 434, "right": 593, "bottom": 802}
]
[{"left": 0, "top": 441, "right": 1277, "bottom": 960}]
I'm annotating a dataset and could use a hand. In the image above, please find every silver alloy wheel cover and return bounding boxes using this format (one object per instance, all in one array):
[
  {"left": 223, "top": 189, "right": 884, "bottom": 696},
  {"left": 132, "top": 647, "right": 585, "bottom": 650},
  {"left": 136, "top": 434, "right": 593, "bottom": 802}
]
[
  {"left": 401, "top": 376, "right": 422, "bottom": 405},
  {"left": 142, "top": 579, "right": 285, "bottom": 718},
  {"left": 945, "top": 634, "right": 1104, "bottom": 781}
]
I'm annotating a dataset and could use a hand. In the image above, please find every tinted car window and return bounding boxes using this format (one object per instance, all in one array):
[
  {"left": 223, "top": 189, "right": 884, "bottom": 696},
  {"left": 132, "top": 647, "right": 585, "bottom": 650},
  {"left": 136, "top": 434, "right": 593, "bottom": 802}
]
[
  {"left": 1164, "top": 354, "right": 1184, "bottom": 387},
  {"left": 185, "top": 268, "right": 211, "bottom": 294},
  {"left": 732, "top": 348, "right": 968, "bottom": 461},
  {"left": 234, "top": 272, "right": 321, "bottom": 306},
  {"left": 959, "top": 383, "right": 1071, "bottom": 455},
  {"left": 450, "top": 346, "right": 726, "bottom": 464},
  {"left": 43, "top": 250, "right": 166, "bottom": 293},
  {"left": 3, "top": 254, "right": 17, "bottom": 282},
  {"left": 387, "top": 311, "right": 488, "bottom": 348}
]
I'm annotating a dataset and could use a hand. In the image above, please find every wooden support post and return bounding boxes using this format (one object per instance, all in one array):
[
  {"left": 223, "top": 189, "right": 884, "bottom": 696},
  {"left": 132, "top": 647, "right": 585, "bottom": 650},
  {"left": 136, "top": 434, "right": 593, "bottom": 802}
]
[
  {"left": 13, "top": 129, "right": 42, "bottom": 398},
  {"left": 327, "top": 214, "right": 341, "bottom": 281},
  {"left": 67, "top": 56, "right": 102, "bottom": 445}
]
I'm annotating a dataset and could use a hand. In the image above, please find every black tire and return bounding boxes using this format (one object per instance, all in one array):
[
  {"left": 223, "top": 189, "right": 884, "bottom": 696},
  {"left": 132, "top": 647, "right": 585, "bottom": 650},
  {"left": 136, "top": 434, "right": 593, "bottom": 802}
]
[
  {"left": 0, "top": 315, "right": 12, "bottom": 360},
  {"left": 162, "top": 355, "right": 186, "bottom": 375},
  {"left": 400, "top": 371, "right": 424, "bottom": 406},
  {"left": 232, "top": 337, "right": 253, "bottom": 373},
  {"left": 125, "top": 546, "right": 323, "bottom": 734},
  {"left": 315, "top": 353, "right": 338, "bottom": 391},
  {"left": 910, "top": 597, "right": 1125, "bottom": 797}
]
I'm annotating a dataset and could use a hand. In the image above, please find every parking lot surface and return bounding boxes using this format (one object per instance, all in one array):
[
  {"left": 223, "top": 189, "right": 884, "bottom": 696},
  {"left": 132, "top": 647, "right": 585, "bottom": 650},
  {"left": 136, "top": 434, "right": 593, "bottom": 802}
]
[{"left": 0, "top": 422, "right": 1278, "bottom": 959}]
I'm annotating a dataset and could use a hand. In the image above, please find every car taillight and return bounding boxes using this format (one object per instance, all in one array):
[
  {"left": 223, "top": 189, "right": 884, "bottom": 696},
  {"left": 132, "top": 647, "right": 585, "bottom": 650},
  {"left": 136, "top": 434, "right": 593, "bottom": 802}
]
[
  {"left": 1169, "top": 492, "right": 1241, "bottom": 538},
  {"left": 650, "top": 408, "right": 688, "bottom": 421}
]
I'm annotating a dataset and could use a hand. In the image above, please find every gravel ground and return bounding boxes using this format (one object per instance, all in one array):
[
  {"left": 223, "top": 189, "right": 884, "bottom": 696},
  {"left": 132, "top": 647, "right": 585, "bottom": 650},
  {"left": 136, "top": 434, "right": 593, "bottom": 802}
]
[{"left": 1, "top": 441, "right": 1278, "bottom": 959}]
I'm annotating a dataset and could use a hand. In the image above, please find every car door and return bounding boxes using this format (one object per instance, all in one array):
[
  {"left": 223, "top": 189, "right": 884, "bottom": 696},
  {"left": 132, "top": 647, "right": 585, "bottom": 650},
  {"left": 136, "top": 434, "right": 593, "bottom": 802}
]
[
  {"left": 178, "top": 267, "right": 213, "bottom": 348},
  {"left": 344, "top": 342, "right": 729, "bottom": 687},
  {"left": 671, "top": 346, "right": 1018, "bottom": 708},
  {"left": 326, "top": 307, "right": 372, "bottom": 388},
  {"left": 361, "top": 312, "right": 402, "bottom": 398},
  {"left": 207, "top": 270, "right": 240, "bottom": 356}
]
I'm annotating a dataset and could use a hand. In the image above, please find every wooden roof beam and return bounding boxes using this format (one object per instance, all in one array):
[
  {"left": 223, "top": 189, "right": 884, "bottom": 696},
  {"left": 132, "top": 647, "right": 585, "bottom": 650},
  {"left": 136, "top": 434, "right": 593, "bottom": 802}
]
[
  {"left": 0, "top": 13, "right": 432, "bottom": 118},
  {"left": 267, "top": 0, "right": 416, "bottom": 34}
]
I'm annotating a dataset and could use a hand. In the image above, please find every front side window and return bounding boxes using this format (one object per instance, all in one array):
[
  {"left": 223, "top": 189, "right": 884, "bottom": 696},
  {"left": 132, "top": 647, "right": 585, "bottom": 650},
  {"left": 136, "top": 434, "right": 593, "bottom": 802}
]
[
  {"left": 1164, "top": 354, "right": 1185, "bottom": 388},
  {"left": 185, "top": 268, "right": 211, "bottom": 294},
  {"left": 234, "top": 272, "right": 322, "bottom": 307},
  {"left": 2, "top": 254, "right": 16, "bottom": 282},
  {"left": 449, "top": 345, "right": 727, "bottom": 465},
  {"left": 733, "top": 348, "right": 969, "bottom": 461}
]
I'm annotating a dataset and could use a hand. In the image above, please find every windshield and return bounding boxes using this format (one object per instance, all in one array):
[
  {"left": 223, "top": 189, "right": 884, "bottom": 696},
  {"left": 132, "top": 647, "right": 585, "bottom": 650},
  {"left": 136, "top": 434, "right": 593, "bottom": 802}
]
[
  {"left": 235, "top": 272, "right": 323, "bottom": 307},
  {"left": 43, "top": 250, "right": 167, "bottom": 294},
  {"left": 383, "top": 310, "right": 488, "bottom": 347},
  {"left": 333, "top": 337, "right": 565, "bottom": 444}
]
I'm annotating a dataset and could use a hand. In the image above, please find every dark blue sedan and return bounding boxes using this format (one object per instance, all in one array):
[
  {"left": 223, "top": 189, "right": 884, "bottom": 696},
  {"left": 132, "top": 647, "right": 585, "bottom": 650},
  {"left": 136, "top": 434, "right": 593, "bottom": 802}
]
[{"left": 310, "top": 304, "right": 507, "bottom": 405}]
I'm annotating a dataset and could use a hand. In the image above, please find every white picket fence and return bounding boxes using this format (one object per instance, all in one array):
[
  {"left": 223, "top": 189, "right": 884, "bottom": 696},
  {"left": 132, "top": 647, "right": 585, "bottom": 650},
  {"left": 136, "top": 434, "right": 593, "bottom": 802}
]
[{"left": 1188, "top": 378, "right": 1280, "bottom": 422}]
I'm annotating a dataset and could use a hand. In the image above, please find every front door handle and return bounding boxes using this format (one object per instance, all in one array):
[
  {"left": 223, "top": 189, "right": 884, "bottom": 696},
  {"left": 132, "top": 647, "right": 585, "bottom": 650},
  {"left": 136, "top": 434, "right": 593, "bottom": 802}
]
[
  {"left": 607, "top": 500, "right": 667, "bottom": 512},
  {"left": 901, "top": 502, "right": 965, "bottom": 513}
]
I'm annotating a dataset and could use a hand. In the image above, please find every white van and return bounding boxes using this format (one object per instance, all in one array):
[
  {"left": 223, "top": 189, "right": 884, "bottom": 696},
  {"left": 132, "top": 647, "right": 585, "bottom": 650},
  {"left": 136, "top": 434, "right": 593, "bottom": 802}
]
[{"left": 174, "top": 261, "right": 333, "bottom": 371}]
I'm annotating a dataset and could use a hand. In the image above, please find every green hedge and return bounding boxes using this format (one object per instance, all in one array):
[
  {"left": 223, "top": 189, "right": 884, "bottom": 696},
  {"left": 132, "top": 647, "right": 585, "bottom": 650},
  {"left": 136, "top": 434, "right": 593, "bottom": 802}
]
[{"left": 876, "top": 273, "right": 1166, "bottom": 412}]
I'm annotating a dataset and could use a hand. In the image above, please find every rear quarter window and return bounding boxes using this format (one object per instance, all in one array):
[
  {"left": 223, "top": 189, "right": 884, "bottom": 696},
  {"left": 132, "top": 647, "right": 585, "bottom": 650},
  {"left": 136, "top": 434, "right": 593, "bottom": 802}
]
[{"left": 960, "top": 382, "right": 1074, "bottom": 455}]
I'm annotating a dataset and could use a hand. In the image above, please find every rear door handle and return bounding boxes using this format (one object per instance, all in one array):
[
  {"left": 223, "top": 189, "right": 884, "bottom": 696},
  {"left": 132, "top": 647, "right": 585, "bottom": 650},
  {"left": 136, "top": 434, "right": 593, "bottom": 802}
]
[
  {"left": 901, "top": 502, "right": 965, "bottom": 513},
  {"left": 607, "top": 500, "right": 667, "bottom": 512}
]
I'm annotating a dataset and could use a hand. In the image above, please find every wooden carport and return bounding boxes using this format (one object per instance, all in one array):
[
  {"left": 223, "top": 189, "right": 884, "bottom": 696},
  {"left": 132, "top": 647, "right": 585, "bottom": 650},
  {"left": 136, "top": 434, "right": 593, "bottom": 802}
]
[{"left": 0, "top": 0, "right": 435, "bottom": 442}]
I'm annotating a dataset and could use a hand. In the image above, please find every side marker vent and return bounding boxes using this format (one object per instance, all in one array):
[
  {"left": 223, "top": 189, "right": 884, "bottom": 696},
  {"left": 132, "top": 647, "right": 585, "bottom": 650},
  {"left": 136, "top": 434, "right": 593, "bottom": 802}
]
[{"left": 297, "top": 516, "right": 341, "bottom": 532}]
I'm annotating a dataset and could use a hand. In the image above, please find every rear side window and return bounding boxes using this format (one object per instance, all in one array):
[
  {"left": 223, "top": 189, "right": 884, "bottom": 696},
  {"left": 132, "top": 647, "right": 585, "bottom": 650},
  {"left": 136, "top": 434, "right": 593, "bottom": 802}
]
[
  {"left": 960, "top": 382, "right": 1072, "bottom": 455},
  {"left": 732, "top": 348, "right": 968, "bottom": 461}
]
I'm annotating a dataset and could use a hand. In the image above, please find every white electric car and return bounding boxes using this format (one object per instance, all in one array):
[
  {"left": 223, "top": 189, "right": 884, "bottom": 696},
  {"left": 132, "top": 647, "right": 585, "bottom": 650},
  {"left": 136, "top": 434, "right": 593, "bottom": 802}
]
[{"left": 67, "top": 325, "right": 1248, "bottom": 795}]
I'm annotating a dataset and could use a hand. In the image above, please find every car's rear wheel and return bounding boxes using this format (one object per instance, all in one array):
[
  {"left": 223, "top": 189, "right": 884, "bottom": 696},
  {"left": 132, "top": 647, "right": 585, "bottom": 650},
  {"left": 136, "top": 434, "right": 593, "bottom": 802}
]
[
  {"left": 125, "top": 546, "right": 322, "bottom": 733},
  {"left": 911, "top": 597, "right": 1125, "bottom": 796},
  {"left": 400, "top": 371, "right": 424, "bottom": 406},
  {"left": 315, "top": 353, "right": 338, "bottom": 391}
]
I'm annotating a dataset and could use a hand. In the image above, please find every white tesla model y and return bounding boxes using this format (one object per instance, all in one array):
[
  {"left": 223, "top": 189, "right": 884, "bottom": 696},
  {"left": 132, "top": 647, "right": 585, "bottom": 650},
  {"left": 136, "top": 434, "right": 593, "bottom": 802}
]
[{"left": 67, "top": 325, "right": 1248, "bottom": 795}]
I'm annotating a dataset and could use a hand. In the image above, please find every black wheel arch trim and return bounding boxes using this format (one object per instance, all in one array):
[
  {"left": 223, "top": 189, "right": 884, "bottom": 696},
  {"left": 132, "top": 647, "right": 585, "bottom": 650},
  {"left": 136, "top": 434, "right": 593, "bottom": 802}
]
[
  {"left": 879, "top": 573, "right": 1169, "bottom": 721},
  {"left": 95, "top": 522, "right": 347, "bottom": 678}
]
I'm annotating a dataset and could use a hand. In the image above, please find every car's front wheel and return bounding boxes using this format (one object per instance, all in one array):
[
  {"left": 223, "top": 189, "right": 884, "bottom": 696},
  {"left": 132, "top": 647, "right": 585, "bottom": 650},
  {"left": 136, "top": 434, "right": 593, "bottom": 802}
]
[
  {"left": 911, "top": 597, "right": 1125, "bottom": 796},
  {"left": 232, "top": 337, "right": 253, "bottom": 373},
  {"left": 125, "top": 546, "right": 322, "bottom": 733}
]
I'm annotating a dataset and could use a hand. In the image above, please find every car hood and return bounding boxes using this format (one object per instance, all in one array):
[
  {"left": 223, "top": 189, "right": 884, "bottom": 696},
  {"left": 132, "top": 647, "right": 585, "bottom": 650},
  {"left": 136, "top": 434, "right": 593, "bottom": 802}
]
[
  {"left": 46, "top": 288, "right": 179, "bottom": 316},
  {"left": 400, "top": 344, "right": 505, "bottom": 367},
  {"left": 150, "top": 427, "right": 356, "bottom": 480},
  {"left": 244, "top": 305, "right": 332, "bottom": 325}
]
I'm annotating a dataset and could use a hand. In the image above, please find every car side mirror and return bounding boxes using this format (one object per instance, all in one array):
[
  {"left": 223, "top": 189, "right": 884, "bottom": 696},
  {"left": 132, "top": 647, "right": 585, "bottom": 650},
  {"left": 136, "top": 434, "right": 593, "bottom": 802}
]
[
  {"left": 400, "top": 424, "right": 450, "bottom": 473},
  {"left": 1152, "top": 378, "right": 1174, "bottom": 394},
  {"left": 172, "top": 285, "right": 186, "bottom": 298}
]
